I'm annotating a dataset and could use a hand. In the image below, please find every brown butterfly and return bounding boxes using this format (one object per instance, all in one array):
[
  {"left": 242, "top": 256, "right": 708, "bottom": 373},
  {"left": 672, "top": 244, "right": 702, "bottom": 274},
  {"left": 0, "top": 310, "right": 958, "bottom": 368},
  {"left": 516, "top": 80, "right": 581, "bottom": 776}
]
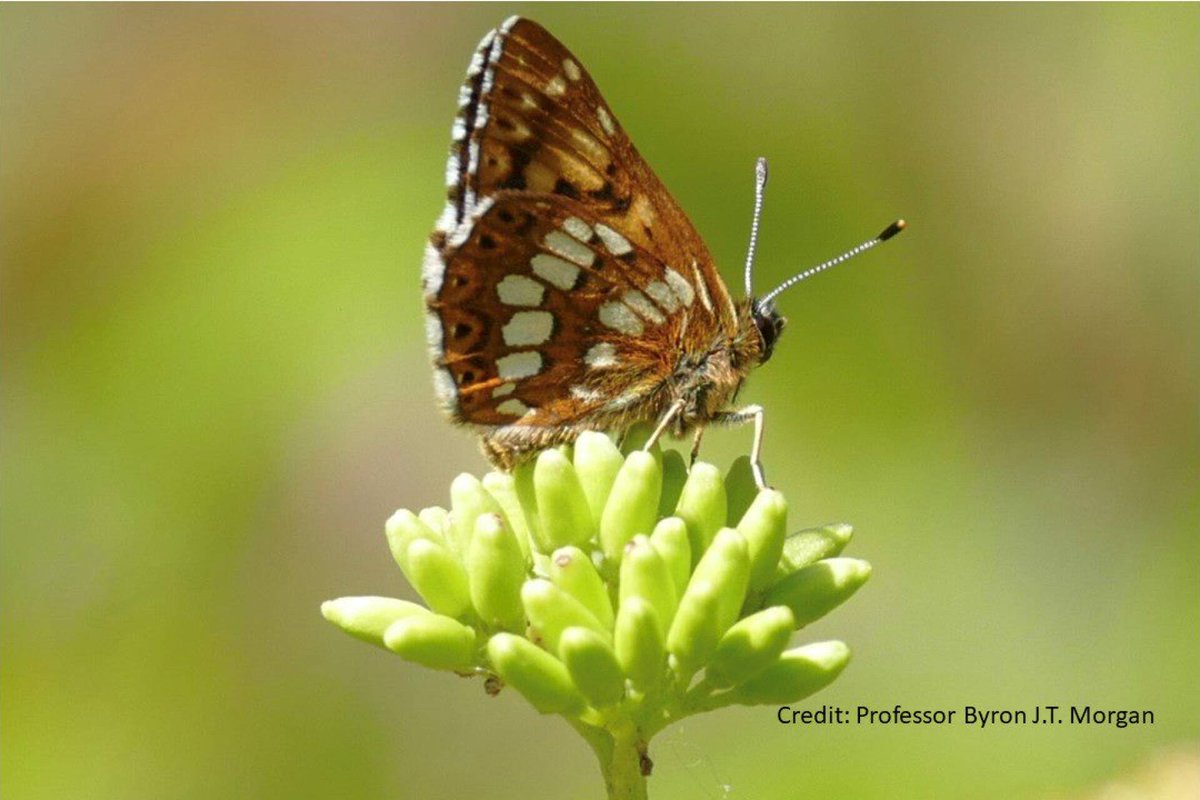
[{"left": 423, "top": 17, "right": 904, "bottom": 486}]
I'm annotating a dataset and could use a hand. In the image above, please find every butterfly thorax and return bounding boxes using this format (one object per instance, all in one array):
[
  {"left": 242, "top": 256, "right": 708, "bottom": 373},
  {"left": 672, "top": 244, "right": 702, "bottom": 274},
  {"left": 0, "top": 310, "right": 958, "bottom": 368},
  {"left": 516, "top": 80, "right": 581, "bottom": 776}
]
[{"left": 662, "top": 298, "right": 775, "bottom": 436}]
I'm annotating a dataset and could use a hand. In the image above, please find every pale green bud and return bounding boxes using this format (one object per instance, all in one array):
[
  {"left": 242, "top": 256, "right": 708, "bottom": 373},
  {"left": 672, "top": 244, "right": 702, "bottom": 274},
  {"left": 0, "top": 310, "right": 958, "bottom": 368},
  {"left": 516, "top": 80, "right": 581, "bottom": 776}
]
[
  {"left": 559, "top": 627, "right": 626, "bottom": 709},
  {"left": 706, "top": 606, "right": 795, "bottom": 689},
  {"left": 481, "top": 472, "right": 533, "bottom": 562},
  {"left": 619, "top": 536, "right": 677, "bottom": 631},
  {"left": 688, "top": 528, "right": 751, "bottom": 636},
  {"left": 487, "top": 633, "right": 585, "bottom": 715},
  {"left": 383, "top": 613, "right": 478, "bottom": 672},
  {"left": 779, "top": 523, "right": 854, "bottom": 574},
  {"left": 466, "top": 513, "right": 527, "bottom": 632},
  {"left": 649, "top": 517, "right": 691, "bottom": 598},
  {"left": 614, "top": 596, "right": 665, "bottom": 692},
  {"left": 385, "top": 509, "right": 440, "bottom": 572},
  {"left": 731, "top": 641, "right": 851, "bottom": 705},
  {"left": 403, "top": 538, "right": 472, "bottom": 619},
  {"left": 511, "top": 460, "right": 542, "bottom": 550},
  {"left": 550, "top": 546, "right": 614, "bottom": 630},
  {"left": 573, "top": 431, "right": 624, "bottom": 528},
  {"left": 765, "top": 558, "right": 871, "bottom": 628},
  {"left": 666, "top": 578, "right": 723, "bottom": 675},
  {"left": 599, "top": 450, "right": 662, "bottom": 563},
  {"left": 417, "top": 506, "right": 450, "bottom": 541},
  {"left": 533, "top": 448, "right": 596, "bottom": 551},
  {"left": 724, "top": 455, "right": 758, "bottom": 525},
  {"left": 737, "top": 489, "right": 788, "bottom": 591},
  {"left": 521, "top": 578, "right": 608, "bottom": 654},
  {"left": 449, "top": 473, "right": 503, "bottom": 554},
  {"left": 673, "top": 462, "right": 726, "bottom": 563},
  {"left": 658, "top": 449, "right": 688, "bottom": 518},
  {"left": 321, "top": 596, "right": 430, "bottom": 649}
]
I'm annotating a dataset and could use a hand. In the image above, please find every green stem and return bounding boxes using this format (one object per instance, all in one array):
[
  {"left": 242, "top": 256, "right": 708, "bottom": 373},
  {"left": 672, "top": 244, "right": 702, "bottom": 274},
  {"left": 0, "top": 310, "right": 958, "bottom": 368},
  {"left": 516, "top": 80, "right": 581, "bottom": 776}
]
[{"left": 568, "top": 717, "right": 648, "bottom": 800}]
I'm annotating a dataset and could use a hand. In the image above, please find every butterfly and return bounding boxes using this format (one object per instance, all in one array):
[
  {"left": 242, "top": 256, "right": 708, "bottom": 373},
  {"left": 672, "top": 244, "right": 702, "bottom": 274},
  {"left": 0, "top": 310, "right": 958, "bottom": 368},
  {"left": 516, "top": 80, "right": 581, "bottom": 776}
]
[{"left": 423, "top": 17, "right": 904, "bottom": 486}]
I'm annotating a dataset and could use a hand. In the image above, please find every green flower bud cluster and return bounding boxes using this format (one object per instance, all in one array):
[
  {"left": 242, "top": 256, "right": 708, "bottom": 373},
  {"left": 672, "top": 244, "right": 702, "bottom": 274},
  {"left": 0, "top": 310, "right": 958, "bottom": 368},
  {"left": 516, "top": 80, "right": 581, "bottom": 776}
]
[{"left": 323, "top": 431, "right": 870, "bottom": 798}]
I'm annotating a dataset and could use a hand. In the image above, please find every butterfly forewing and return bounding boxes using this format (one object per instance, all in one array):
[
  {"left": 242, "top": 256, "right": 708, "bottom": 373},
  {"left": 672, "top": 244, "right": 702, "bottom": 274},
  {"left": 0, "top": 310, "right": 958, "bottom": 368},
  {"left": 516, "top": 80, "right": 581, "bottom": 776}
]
[{"left": 426, "top": 17, "right": 740, "bottom": 462}]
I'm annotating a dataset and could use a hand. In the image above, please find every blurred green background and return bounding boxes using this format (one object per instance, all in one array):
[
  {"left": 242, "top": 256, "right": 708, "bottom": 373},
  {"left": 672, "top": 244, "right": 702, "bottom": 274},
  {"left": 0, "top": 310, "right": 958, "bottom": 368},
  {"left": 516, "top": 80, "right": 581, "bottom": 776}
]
[{"left": 3, "top": 4, "right": 1197, "bottom": 799}]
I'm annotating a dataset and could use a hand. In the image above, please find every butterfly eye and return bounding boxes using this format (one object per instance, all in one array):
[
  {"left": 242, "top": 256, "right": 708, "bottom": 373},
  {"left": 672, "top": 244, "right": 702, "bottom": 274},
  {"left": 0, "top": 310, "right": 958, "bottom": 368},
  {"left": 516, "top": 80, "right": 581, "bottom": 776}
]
[{"left": 752, "top": 304, "right": 786, "bottom": 364}]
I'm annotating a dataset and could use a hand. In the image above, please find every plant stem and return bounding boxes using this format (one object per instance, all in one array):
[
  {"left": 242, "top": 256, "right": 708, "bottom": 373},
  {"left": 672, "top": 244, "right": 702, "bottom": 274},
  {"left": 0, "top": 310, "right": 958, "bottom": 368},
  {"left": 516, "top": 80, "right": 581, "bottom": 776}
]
[{"left": 569, "top": 718, "right": 648, "bottom": 800}]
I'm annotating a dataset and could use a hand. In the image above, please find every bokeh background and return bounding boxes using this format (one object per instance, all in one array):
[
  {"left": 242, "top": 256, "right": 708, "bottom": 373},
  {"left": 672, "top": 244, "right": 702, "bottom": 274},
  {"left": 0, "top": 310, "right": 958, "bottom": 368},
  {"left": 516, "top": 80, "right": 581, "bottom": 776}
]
[{"left": 3, "top": 4, "right": 1197, "bottom": 799}]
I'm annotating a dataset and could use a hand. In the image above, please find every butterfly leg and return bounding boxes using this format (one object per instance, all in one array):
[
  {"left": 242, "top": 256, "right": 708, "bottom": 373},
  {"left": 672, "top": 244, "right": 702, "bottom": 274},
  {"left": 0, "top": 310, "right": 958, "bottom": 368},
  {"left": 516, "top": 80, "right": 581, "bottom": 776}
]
[
  {"left": 712, "top": 404, "right": 768, "bottom": 489},
  {"left": 689, "top": 427, "right": 706, "bottom": 466},
  {"left": 643, "top": 399, "right": 686, "bottom": 452}
]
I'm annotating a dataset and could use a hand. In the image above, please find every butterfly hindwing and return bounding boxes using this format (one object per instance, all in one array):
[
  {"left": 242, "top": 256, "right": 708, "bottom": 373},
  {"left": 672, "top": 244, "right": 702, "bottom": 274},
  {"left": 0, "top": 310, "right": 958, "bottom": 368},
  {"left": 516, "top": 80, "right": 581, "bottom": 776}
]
[{"left": 429, "top": 193, "right": 701, "bottom": 428}]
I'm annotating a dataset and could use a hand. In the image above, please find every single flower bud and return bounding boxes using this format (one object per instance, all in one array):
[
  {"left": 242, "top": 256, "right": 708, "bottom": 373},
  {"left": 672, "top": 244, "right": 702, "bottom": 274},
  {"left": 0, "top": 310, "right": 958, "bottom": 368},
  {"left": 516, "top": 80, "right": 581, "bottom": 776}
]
[
  {"left": 706, "top": 605, "right": 795, "bottom": 688},
  {"left": 688, "top": 528, "right": 750, "bottom": 636},
  {"left": 550, "top": 546, "right": 614, "bottom": 630},
  {"left": 673, "top": 462, "right": 726, "bottom": 563},
  {"left": 449, "top": 472, "right": 504, "bottom": 554},
  {"left": 658, "top": 449, "right": 688, "bottom": 518},
  {"left": 619, "top": 536, "right": 678, "bottom": 631},
  {"left": 383, "top": 613, "right": 478, "bottom": 672},
  {"left": 403, "top": 538, "right": 472, "bottom": 619},
  {"left": 599, "top": 450, "right": 662, "bottom": 564},
  {"left": 765, "top": 558, "right": 871, "bottom": 628},
  {"left": 614, "top": 596, "right": 665, "bottom": 692},
  {"left": 521, "top": 578, "right": 608, "bottom": 653},
  {"left": 467, "top": 513, "right": 527, "bottom": 632},
  {"left": 573, "top": 431, "right": 625, "bottom": 528},
  {"left": 385, "top": 509, "right": 440, "bottom": 572},
  {"left": 533, "top": 448, "right": 596, "bottom": 551},
  {"left": 481, "top": 471, "right": 534, "bottom": 562},
  {"left": 321, "top": 596, "right": 430, "bottom": 649},
  {"left": 778, "top": 523, "right": 854, "bottom": 575},
  {"left": 731, "top": 641, "right": 851, "bottom": 705},
  {"left": 737, "top": 489, "right": 788, "bottom": 591},
  {"left": 559, "top": 626, "right": 626, "bottom": 709},
  {"left": 649, "top": 517, "right": 691, "bottom": 598},
  {"left": 487, "top": 633, "right": 585, "bottom": 716}
]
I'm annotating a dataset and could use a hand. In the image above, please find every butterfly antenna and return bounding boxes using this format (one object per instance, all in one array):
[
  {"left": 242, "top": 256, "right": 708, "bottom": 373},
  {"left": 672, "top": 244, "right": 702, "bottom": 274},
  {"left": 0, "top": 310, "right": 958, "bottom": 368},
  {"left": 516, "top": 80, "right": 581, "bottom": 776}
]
[
  {"left": 758, "top": 219, "right": 907, "bottom": 307},
  {"left": 743, "top": 157, "right": 769, "bottom": 298}
]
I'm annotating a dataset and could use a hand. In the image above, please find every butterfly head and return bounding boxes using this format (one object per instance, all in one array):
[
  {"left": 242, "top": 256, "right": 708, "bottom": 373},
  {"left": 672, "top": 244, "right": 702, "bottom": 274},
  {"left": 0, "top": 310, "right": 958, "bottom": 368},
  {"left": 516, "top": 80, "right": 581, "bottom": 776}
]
[{"left": 750, "top": 300, "right": 787, "bottom": 364}]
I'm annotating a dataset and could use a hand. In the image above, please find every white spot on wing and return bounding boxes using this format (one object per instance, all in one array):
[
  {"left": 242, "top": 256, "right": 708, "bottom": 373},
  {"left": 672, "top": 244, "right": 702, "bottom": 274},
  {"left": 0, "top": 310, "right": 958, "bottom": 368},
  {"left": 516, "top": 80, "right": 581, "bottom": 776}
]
[
  {"left": 623, "top": 290, "right": 665, "bottom": 325},
  {"left": 585, "top": 342, "right": 618, "bottom": 368},
  {"left": 424, "top": 311, "right": 444, "bottom": 355},
  {"left": 422, "top": 242, "right": 445, "bottom": 297},
  {"left": 497, "top": 398, "right": 530, "bottom": 417},
  {"left": 562, "top": 216, "right": 594, "bottom": 243},
  {"left": 665, "top": 268, "right": 695, "bottom": 307},
  {"left": 563, "top": 58, "right": 582, "bottom": 82},
  {"left": 597, "top": 106, "right": 616, "bottom": 136},
  {"left": 433, "top": 367, "right": 457, "bottom": 411},
  {"left": 497, "top": 274, "right": 545, "bottom": 307},
  {"left": 645, "top": 280, "right": 680, "bottom": 313},
  {"left": 599, "top": 302, "right": 644, "bottom": 336},
  {"left": 502, "top": 311, "right": 554, "bottom": 346},
  {"left": 531, "top": 253, "right": 580, "bottom": 291},
  {"left": 543, "top": 231, "right": 595, "bottom": 268},
  {"left": 595, "top": 223, "right": 633, "bottom": 256},
  {"left": 546, "top": 75, "right": 567, "bottom": 97},
  {"left": 570, "top": 385, "right": 604, "bottom": 403},
  {"left": 492, "top": 382, "right": 516, "bottom": 397},
  {"left": 497, "top": 351, "right": 543, "bottom": 380}
]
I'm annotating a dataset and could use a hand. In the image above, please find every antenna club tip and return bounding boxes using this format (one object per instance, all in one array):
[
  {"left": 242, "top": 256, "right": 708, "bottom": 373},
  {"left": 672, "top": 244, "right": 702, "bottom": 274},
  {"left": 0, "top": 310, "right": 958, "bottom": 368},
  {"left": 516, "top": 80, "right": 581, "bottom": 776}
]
[
  {"left": 879, "top": 219, "right": 907, "bottom": 241},
  {"left": 755, "top": 157, "right": 769, "bottom": 184}
]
